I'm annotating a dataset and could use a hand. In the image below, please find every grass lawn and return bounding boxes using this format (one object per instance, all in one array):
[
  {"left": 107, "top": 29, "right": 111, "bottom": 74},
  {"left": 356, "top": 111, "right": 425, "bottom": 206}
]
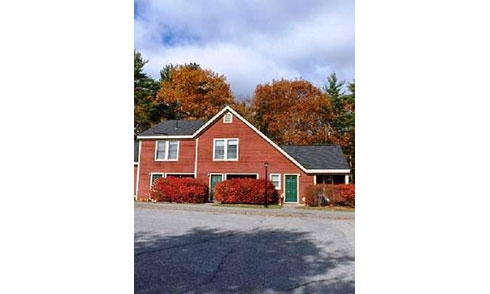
[{"left": 211, "top": 203, "right": 283, "bottom": 209}]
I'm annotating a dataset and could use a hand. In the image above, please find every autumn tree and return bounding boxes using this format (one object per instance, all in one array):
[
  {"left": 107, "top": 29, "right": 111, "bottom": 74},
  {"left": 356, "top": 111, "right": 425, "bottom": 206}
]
[
  {"left": 324, "top": 73, "right": 355, "bottom": 182},
  {"left": 250, "top": 79, "right": 339, "bottom": 145},
  {"left": 134, "top": 50, "right": 166, "bottom": 137},
  {"left": 155, "top": 65, "right": 235, "bottom": 120}
]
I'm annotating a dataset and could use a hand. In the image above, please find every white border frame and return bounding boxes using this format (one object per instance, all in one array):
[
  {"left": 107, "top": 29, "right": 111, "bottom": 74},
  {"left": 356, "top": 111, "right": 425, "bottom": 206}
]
[
  {"left": 223, "top": 112, "right": 233, "bottom": 123},
  {"left": 165, "top": 173, "right": 195, "bottom": 178},
  {"left": 224, "top": 173, "right": 259, "bottom": 180},
  {"left": 305, "top": 169, "right": 350, "bottom": 173},
  {"left": 270, "top": 173, "right": 281, "bottom": 190},
  {"left": 283, "top": 173, "right": 300, "bottom": 203},
  {"left": 135, "top": 141, "right": 142, "bottom": 197},
  {"left": 154, "top": 140, "right": 180, "bottom": 161},
  {"left": 213, "top": 138, "right": 239, "bottom": 161},
  {"left": 209, "top": 173, "right": 224, "bottom": 201},
  {"left": 149, "top": 172, "right": 165, "bottom": 188}
]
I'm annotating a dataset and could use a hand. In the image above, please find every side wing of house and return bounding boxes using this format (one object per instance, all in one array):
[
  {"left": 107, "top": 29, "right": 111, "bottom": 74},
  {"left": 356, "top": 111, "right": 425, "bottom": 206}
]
[
  {"left": 281, "top": 145, "right": 351, "bottom": 185},
  {"left": 135, "top": 120, "right": 205, "bottom": 200}
]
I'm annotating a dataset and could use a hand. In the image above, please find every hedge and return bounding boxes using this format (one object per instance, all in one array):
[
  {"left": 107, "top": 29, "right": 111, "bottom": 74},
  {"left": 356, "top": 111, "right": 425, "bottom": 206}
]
[
  {"left": 304, "top": 184, "right": 355, "bottom": 207},
  {"left": 215, "top": 178, "right": 279, "bottom": 204},
  {"left": 150, "top": 177, "right": 209, "bottom": 203}
]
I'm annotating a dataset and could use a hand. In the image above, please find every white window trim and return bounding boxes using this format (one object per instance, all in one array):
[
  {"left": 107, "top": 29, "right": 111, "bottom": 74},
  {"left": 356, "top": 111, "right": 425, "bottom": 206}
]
[
  {"left": 270, "top": 173, "right": 281, "bottom": 190},
  {"left": 149, "top": 172, "right": 165, "bottom": 188},
  {"left": 165, "top": 173, "right": 195, "bottom": 178},
  {"left": 213, "top": 138, "right": 239, "bottom": 161},
  {"left": 224, "top": 173, "right": 259, "bottom": 180},
  {"left": 155, "top": 140, "right": 180, "bottom": 161}
]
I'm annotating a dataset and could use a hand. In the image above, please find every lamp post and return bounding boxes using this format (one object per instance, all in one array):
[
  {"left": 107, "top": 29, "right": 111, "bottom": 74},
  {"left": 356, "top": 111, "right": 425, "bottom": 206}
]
[{"left": 264, "top": 161, "right": 269, "bottom": 208}]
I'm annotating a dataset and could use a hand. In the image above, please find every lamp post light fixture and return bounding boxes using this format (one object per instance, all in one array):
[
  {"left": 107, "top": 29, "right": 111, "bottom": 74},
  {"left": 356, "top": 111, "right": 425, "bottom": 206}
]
[{"left": 264, "top": 161, "right": 269, "bottom": 208}]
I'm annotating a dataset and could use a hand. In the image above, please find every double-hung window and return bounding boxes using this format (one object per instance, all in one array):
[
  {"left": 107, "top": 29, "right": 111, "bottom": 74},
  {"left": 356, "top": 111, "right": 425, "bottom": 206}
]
[
  {"left": 213, "top": 139, "right": 238, "bottom": 160},
  {"left": 270, "top": 174, "right": 281, "bottom": 190},
  {"left": 155, "top": 140, "right": 179, "bottom": 161},
  {"left": 150, "top": 173, "right": 164, "bottom": 186}
]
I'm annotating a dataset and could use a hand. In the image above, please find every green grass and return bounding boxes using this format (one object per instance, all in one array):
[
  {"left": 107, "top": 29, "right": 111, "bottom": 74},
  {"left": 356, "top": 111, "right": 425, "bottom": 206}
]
[
  {"left": 211, "top": 203, "right": 283, "bottom": 209},
  {"left": 297, "top": 206, "right": 355, "bottom": 212}
]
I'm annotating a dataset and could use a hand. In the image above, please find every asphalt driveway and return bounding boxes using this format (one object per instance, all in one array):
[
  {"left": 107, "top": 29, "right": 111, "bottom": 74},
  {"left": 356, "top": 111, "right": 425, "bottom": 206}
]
[{"left": 134, "top": 204, "right": 355, "bottom": 293}]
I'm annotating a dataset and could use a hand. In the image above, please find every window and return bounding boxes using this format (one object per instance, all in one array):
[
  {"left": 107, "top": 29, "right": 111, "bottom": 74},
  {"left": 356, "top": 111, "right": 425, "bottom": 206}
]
[
  {"left": 150, "top": 173, "right": 164, "bottom": 187},
  {"left": 213, "top": 139, "right": 239, "bottom": 160},
  {"left": 155, "top": 140, "right": 179, "bottom": 160},
  {"left": 223, "top": 112, "right": 233, "bottom": 123},
  {"left": 315, "top": 175, "right": 344, "bottom": 184},
  {"left": 226, "top": 174, "right": 258, "bottom": 180},
  {"left": 270, "top": 174, "right": 281, "bottom": 190},
  {"left": 166, "top": 174, "right": 195, "bottom": 178}
]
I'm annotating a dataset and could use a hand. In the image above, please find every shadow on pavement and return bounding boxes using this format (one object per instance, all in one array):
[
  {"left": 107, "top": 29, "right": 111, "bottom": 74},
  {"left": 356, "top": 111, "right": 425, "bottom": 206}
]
[{"left": 135, "top": 227, "right": 354, "bottom": 293}]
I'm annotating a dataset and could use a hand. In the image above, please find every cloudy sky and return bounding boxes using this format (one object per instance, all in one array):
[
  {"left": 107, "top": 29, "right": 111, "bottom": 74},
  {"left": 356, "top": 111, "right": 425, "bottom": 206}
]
[{"left": 134, "top": 0, "right": 354, "bottom": 99}]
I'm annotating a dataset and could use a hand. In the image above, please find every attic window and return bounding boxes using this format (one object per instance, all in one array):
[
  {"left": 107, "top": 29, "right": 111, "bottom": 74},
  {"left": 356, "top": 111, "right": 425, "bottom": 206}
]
[{"left": 223, "top": 112, "right": 233, "bottom": 123}]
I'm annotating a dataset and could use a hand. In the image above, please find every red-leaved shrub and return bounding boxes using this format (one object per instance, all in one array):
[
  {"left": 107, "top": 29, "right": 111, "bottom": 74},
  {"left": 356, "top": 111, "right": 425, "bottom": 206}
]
[
  {"left": 150, "top": 177, "right": 209, "bottom": 203},
  {"left": 215, "top": 179, "right": 279, "bottom": 204},
  {"left": 304, "top": 184, "right": 355, "bottom": 207}
]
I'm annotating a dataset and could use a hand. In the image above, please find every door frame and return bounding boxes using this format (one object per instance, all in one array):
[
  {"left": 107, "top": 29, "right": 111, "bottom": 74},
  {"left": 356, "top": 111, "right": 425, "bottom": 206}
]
[
  {"left": 284, "top": 174, "right": 300, "bottom": 203},
  {"left": 209, "top": 173, "right": 224, "bottom": 202}
]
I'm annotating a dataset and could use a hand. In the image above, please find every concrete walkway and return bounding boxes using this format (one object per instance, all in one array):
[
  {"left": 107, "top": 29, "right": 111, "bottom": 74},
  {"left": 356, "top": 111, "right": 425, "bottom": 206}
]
[{"left": 134, "top": 201, "right": 354, "bottom": 219}]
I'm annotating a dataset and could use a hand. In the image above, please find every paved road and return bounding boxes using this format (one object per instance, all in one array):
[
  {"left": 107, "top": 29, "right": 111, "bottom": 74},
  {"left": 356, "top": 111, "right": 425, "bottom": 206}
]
[{"left": 135, "top": 204, "right": 355, "bottom": 293}]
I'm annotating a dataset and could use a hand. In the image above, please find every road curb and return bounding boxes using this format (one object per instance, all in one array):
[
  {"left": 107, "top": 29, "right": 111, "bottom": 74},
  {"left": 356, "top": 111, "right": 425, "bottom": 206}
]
[{"left": 134, "top": 202, "right": 354, "bottom": 219}]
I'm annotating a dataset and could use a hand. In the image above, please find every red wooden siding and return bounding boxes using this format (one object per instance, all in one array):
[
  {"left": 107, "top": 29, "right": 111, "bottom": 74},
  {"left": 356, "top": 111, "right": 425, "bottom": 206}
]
[
  {"left": 137, "top": 139, "right": 196, "bottom": 200},
  {"left": 135, "top": 111, "right": 317, "bottom": 203},
  {"left": 196, "top": 113, "right": 313, "bottom": 203}
]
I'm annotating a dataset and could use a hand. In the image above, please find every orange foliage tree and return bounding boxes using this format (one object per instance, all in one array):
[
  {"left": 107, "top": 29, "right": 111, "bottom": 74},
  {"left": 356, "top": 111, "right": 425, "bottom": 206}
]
[
  {"left": 250, "top": 79, "right": 341, "bottom": 145},
  {"left": 155, "top": 65, "right": 235, "bottom": 120}
]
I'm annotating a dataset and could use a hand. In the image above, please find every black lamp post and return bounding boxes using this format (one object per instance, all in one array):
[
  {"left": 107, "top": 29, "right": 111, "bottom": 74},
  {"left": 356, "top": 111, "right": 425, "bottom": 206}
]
[{"left": 264, "top": 161, "right": 269, "bottom": 208}]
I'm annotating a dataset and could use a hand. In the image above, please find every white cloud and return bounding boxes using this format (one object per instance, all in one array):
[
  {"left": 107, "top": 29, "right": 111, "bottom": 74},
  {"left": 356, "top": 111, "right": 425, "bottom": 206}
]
[{"left": 135, "top": 0, "right": 354, "bottom": 98}]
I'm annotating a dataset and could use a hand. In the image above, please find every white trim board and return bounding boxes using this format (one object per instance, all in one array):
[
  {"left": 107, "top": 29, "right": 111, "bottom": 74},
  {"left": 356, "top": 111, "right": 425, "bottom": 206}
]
[{"left": 306, "top": 169, "right": 351, "bottom": 174}]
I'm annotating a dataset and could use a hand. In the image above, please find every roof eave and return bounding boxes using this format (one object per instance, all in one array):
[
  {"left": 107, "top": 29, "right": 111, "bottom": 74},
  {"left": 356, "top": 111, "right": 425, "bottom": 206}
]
[
  {"left": 305, "top": 169, "right": 350, "bottom": 174},
  {"left": 136, "top": 135, "right": 194, "bottom": 140}
]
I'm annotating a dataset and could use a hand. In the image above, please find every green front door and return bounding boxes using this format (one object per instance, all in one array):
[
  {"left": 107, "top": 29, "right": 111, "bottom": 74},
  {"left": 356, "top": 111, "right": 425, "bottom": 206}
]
[
  {"left": 209, "top": 174, "right": 223, "bottom": 201},
  {"left": 285, "top": 175, "right": 298, "bottom": 202}
]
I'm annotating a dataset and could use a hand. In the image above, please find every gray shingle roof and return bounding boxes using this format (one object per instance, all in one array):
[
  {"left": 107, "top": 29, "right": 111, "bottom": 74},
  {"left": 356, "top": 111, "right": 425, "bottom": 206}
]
[
  {"left": 138, "top": 120, "right": 206, "bottom": 136},
  {"left": 280, "top": 145, "right": 350, "bottom": 170},
  {"left": 134, "top": 141, "right": 139, "bottom": 162}
]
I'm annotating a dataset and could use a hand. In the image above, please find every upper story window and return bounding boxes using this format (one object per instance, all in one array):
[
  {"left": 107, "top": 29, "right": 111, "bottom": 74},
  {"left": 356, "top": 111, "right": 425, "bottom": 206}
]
[
  {"left": 214, "top": 138, "right": 238, "bottom": 160},
  {"left": 155, "top": 140, "right": 179, "bottom": 161}
]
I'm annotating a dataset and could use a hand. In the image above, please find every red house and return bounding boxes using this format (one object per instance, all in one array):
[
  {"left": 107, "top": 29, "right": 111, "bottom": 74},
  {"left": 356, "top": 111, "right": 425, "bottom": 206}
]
[{"left": 134, "top": 106, "right": 350, "bottom": 204}]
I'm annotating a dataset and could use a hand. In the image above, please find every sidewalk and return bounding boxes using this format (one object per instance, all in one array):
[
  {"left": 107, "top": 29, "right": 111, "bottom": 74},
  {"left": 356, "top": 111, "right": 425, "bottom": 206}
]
[{"left": 134, "top": 201, "right": 354, "bottom": 219}]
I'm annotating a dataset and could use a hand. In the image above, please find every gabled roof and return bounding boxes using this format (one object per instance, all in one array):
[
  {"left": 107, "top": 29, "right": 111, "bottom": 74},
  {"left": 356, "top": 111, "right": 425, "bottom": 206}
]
[
  {"left": 134, "top": 141, "right": 139, "bottom": 163},
  {"left": 138, "top": 120, "right": 206, "bottom": 137},
  {"left": 136, "top": 106, "right": 350, "bottom": 174},
  {"left": 281, "top": 145, "right": 350, "bottom": 170}
]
